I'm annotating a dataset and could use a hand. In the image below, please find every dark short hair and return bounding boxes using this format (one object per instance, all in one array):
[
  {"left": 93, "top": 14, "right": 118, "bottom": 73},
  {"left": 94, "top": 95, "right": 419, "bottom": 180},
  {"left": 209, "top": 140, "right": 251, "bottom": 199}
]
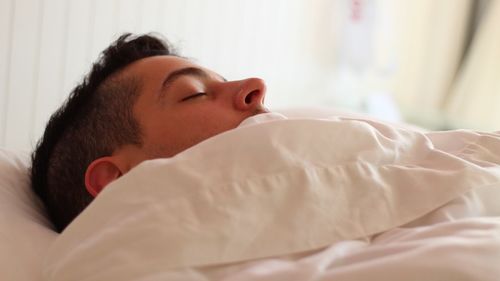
[{"left": 31, "top": 33, "right": 178, "bottom": 232}]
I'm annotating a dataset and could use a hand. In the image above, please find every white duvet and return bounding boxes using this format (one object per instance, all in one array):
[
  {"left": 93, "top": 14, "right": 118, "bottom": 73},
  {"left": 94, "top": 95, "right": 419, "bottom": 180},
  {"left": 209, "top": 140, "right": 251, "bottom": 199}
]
[{"left": 43, "top": 114, "right": 500, "bottom": 281}]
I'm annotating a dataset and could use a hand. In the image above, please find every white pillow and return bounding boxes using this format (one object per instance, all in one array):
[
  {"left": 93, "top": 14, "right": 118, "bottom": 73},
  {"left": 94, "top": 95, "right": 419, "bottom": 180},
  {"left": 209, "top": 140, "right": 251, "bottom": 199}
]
[
  {"left": 0, "top": 148, "right": 57, "bottom": 281},
  {"left": 0, "top": 107, "right": 419, "bottom": 280},
  {"left": 276, "top": 106, "right": 426, "bottom": 132},
  {"left": 0, "top": 107, "right": 358, "bottom": 280},
  {"left": 43, "top": 112, "right": 500, "bottom": 278}
]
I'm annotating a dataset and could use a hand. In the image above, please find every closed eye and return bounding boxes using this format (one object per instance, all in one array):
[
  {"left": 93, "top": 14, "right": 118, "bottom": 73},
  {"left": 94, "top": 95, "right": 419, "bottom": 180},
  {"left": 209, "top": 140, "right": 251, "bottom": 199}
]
[{"left": 181, "top": 92, "right": 206, "bottom": 101}]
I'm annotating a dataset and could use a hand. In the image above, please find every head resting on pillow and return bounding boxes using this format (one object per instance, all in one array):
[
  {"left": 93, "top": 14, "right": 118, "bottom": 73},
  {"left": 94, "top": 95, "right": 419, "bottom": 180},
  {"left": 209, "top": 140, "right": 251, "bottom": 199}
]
[{"left": 31, "top": 33, "right": 267, "bottom": 232}]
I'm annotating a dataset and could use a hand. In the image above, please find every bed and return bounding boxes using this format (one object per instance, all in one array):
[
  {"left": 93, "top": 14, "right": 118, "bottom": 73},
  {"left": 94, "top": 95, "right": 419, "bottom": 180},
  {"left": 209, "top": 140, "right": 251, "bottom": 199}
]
[{"left": 1, "top": 108, "right": 500, "bottom": 281}]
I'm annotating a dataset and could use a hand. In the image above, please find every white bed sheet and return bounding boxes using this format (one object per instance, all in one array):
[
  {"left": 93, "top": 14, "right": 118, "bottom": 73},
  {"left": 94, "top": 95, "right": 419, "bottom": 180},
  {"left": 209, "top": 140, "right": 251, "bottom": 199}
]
[
  {"left": 1, "top": 109, "right": 499, "bottom": 281},
  {"left": 42, "top": 114, "right": 500, "bottom": 281},
  {"left": 178, "top": 186, "right": 500, "bottom": 281},
  {"left": 0, "top": 149, "right": 57, "bottom": 281}
]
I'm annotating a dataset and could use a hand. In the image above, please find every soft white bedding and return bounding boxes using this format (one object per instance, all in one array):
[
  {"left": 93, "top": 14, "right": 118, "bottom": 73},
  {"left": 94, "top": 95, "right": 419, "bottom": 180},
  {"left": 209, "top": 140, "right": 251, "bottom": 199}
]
[
  {"left": 40, "top": 113, "right": 500, "bottom": 281},
  {"left": 198, "top": 216, "right": 500, "bottom": 281},
  {"left": 1, "top": 109, "right": 499, "bottom": 281},
  {"left": 0, "top": 149, "right": 57, "bottom": 281}
]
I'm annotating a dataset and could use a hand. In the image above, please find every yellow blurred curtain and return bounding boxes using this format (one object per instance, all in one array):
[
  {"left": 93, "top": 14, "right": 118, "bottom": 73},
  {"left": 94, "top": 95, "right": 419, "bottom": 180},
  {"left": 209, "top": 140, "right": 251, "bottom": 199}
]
[
  {"left": 312, "top": 1, "right": 475, "bottom": 127},
  {"left": 388, "top": 0, "right": 472, "bottom": 127},
  {"left": 444, "top": 0, "right": 500, "bottom": 131}
]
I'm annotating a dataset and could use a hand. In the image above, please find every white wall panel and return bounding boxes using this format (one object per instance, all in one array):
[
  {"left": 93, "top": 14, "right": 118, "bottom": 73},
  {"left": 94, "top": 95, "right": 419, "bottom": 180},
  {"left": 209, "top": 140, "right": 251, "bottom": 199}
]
[
  {"left": 32, "top": 0, "right": 69, "bottom": 145},
  {"left": 159, "top": 0, "right": 187, "bottom": 43},
  {"left": 138, "top": 0, "right": 161, "bottom": 33},
  {"left": 3, "top": 0, "right": 42, "bottom": 149},
  {"left": 90, "top": 0, "right": 118, "bottom": 60},
  {"left": 61, "top": 0, "right": 92, "bottom": 100},
  {"left": 116, "top": 0, "right": 141, "bottom": 34},
  {"left": 0, "top": 0, "right": 14, "bottom": 148},
  {"left": 0, "top": 0, "right": 318, "bottom": 150}
]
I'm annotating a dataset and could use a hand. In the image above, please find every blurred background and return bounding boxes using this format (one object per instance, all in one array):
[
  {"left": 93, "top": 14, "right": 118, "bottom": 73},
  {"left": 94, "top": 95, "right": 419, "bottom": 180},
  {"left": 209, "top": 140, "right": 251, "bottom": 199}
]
[{"left": 0, "top": 0, "right": 499, "bottom": 150}]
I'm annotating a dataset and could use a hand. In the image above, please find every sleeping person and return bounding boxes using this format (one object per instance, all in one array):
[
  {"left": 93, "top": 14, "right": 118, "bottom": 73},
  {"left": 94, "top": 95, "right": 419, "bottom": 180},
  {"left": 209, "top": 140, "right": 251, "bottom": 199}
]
[
  {"left": 31, "top": 33, "right": 269, "bottom": 232},
  {"left": 31, "top": 33, "right": 500, "bottom": 280}
]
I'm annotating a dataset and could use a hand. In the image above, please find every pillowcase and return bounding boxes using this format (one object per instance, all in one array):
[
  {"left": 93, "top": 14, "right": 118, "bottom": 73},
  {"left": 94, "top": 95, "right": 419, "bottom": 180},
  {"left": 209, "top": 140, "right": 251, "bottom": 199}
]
[
  {"left": 0, "top": 107, "right": 421, "bottom": 280},
  {"left": 276, "top": 106, "right": 427, "bottom": 132},
  {"left": 0, "top": 148, "right": 57, "bottom": 281},
  {"left": 46, "top": 115, "right": 500, "bottom": 276},
  {"left": 0, "top": 107, "right": 358, "bottom": 279}
]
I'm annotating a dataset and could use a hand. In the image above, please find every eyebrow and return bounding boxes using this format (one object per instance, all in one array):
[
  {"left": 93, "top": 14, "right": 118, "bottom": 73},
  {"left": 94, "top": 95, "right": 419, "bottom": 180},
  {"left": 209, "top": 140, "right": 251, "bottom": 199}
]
[{"left": 159, "top": 67, "right": 227, "bottom": 99}]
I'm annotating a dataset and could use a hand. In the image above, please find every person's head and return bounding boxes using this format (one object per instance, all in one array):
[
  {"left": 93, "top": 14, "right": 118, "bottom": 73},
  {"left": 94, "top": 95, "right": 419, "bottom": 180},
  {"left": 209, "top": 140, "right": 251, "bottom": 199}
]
[{"left": 31, "top": 33, "right": 267, "bottom": 232}]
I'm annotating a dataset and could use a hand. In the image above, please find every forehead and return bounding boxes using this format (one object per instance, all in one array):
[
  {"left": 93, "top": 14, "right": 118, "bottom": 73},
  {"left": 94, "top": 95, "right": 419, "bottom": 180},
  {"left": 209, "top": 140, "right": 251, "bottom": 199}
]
[{"left": 123, "top": 55, "right": 197, "bottom": 82}]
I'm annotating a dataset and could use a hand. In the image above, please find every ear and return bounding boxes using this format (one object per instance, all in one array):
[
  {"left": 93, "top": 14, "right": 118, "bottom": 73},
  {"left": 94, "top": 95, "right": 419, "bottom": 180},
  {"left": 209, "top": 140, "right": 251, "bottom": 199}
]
[{"left": 85, "top": 157, "right": 123, "bottom": 197}]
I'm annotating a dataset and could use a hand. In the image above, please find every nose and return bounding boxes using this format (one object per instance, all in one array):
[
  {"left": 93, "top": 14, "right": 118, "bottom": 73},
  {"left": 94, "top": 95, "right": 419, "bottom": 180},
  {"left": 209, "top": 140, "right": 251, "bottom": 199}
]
[{"left": 233, "top": 78, "right": 267, "bottom": 111}]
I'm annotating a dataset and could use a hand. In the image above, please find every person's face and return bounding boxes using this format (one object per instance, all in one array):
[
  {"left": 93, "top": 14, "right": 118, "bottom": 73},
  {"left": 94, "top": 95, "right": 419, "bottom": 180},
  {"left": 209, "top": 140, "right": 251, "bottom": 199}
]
[{"left": 118, "top": 55, "right": 268, "bottom": 165}]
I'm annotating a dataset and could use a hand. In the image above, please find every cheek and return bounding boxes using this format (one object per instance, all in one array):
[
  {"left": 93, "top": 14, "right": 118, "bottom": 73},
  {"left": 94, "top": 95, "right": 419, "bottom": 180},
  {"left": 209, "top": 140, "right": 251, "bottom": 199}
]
[
  {"left": 202, "top": 112, "right": 245, "bottom": 131},
  {"left": 144, "top": 107, "right": 247, "bottom": 156},
  {"left": 181, "top": 106, "right": 242, "bottom": 128},
  {"left": 182, "top": 112, "right": 242, "bottom": 142}
]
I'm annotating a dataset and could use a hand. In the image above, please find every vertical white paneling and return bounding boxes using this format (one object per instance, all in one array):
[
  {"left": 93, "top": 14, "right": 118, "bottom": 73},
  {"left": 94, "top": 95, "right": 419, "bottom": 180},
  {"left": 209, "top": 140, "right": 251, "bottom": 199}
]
[
  {"left": 2, "top": 0, "right": 323, "bottom": 149},
  {"left": 192, "top": 0, "right": 225, "bottom": 71},
  {"left": 237, "top": 0, "right": 263, "bottom": 77},
  {"left": 159, "top": 0, "right": 188, "bottom": 45},
  {"left": 61, "top": 0, "right": 92, "bottom": 100},
  {"left": 91, "top": 0, "right": 118, "bottom": 60},
  {"left": 189, "top": 0, "right": 210, "bottom": 60},
  {"left": 239, "top": 0, "right": 264, "bottom": 75},
  {"left": 32, "top": 0, "right": 69, "bottom": 145},
  {"left": 86, "top": 0, "right": 97, "bottom": 63},
  {"left": 4, "top": 0, "right": 42, "bottom": 149},
  {"left": 139, "top": 0, "right": 161, "bottom": 33},
  {"left": 0, "top": 0, "right": 14, "bottom": 148},
  {"left": 215, "top": 0, "right": 243, "bottom": 76},
  {"left": 156, "top": 0, "right": 167, "bottom": 35},
  {"left": 116, "top": 0, "right": 141, "bottom": 34},
  {"left": 178, "top": 0, "right": 202, "bottom": 57},
  {"left": 27, "top": 0, "right": 44, "bottom": 146}
]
